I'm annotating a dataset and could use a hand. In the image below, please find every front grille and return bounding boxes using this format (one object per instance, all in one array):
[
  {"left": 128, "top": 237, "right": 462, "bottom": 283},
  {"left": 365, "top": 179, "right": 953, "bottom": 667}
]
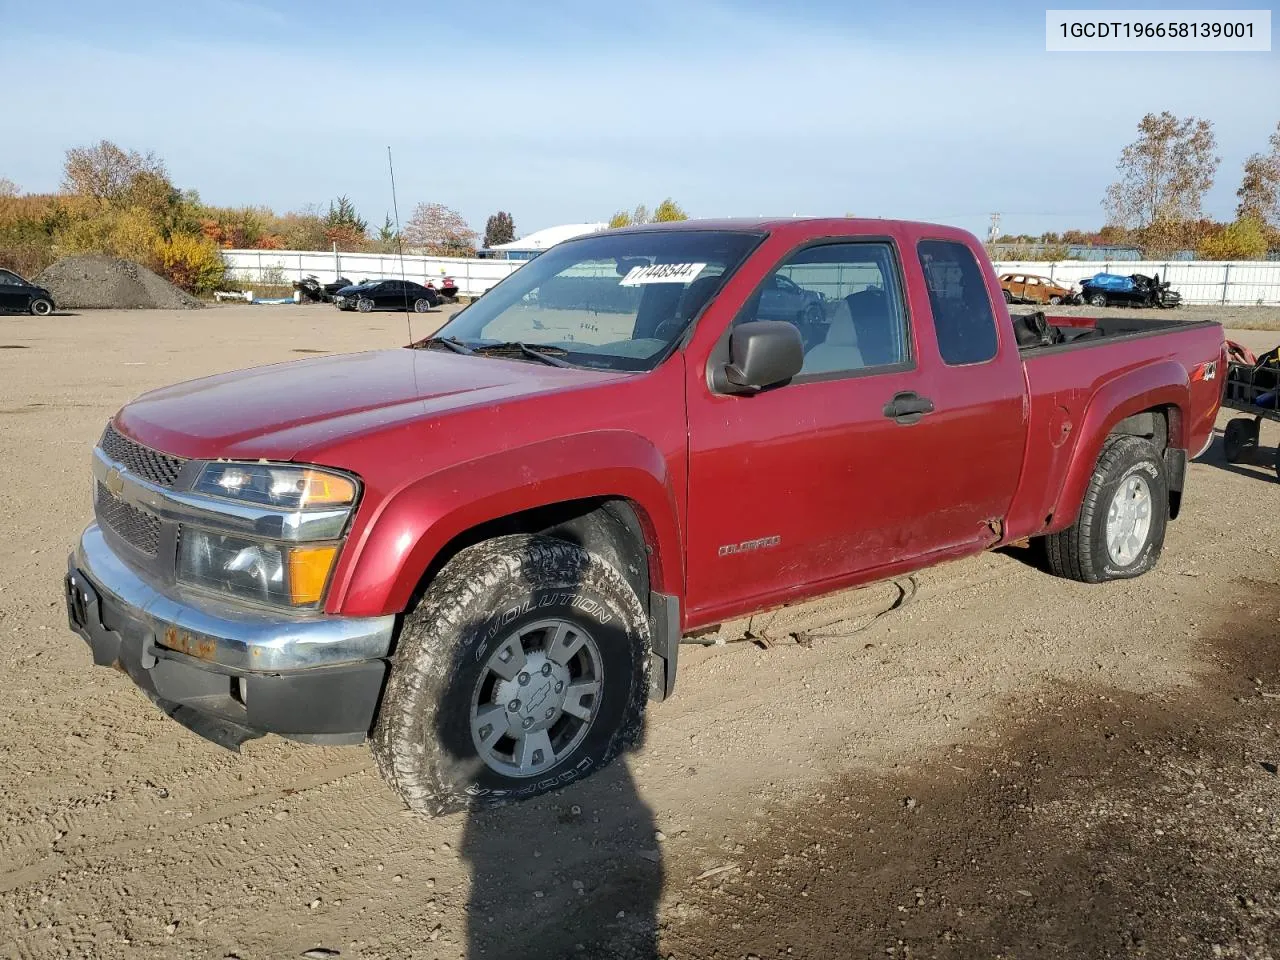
[
  {"left": 95, "top": 482, "right": 162, "bottom": 556},
  {"left": 100, "top": 423, "right": 185, "bottom": 487}
]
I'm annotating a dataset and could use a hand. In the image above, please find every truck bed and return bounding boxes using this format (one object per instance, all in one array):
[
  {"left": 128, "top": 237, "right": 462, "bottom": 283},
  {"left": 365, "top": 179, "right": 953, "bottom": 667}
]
[
  {"left": 1004, "top": 311, "right": 1226, "bottom": 542},
  {"left": 1011, "top": 310, "right": 1204, "bottom": 355}
]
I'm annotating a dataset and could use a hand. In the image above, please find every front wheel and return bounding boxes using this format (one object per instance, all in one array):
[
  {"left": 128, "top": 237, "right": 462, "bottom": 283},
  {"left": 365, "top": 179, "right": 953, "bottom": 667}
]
[
  {"left": 29, "top": 298, "right": 53, "bottom": 316},
  {"left": 1088, "top": 292, "right": 1108, "bottom": 308},
  {"left": 1043, "top": 435, "right": 1168, "bottom": 583},
  {"left": 356, "top": 298, "right": 374, "bottom": 313},
  {"left": 372, "top": 535, "right": 651, "bottom": 816},
  {"left": 1002, "top": 290, "right": 1013, "bottom": 303}
]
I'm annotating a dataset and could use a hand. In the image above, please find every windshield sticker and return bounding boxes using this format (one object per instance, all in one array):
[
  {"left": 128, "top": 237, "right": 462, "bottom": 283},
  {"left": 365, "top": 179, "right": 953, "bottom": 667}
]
[{"left": 619, "top": 262, "right": 707, "bottom": 286}]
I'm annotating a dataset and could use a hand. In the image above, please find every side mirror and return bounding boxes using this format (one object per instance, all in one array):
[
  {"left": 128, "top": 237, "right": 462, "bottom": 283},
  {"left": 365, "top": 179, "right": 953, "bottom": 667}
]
[{"left": 714, "top": 320, "right": 804, "bottom": 394}]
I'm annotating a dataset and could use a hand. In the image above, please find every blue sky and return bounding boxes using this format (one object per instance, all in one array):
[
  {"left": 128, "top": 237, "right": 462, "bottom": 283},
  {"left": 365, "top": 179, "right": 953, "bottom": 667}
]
[{"left": 2, "top": 0, "right": 1276, "bottom": 240}]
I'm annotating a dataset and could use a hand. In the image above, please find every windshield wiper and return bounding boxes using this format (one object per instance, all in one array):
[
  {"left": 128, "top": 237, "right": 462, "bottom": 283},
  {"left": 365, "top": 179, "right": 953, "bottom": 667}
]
[
  {"left": 415, "top": 336, "right": 475, "bottom": 355},
  {"left": 471, "top": 341, "right": 573, "bottom": 368}
]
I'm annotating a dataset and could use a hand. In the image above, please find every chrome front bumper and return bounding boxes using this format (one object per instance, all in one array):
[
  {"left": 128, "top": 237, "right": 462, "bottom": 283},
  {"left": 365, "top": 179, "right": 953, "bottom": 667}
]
[
  {"left": 74, "top": 523, "right": 394, "bottom": 671},
  {"left": 67, "top": 523, "right": 397, "bottom": 747}
]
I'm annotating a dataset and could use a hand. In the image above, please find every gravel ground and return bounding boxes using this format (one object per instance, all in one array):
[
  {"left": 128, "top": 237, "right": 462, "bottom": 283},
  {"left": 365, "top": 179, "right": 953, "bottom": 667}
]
[
  {"left": 35, "top": 256, "right": 203, "bottom": 311},
  {"left": 0, "top": 303, "right": 1278, "bottom": 960}
]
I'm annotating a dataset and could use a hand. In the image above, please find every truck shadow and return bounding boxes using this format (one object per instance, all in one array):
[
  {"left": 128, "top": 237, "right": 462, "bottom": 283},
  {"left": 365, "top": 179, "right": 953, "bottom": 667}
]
[{"left": 440, "top": 533, "right": 664, "bottom": 959}]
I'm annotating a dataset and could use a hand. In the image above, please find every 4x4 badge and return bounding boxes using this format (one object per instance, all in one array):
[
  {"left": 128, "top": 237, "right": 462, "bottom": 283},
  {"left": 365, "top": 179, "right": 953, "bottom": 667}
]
[{"left": 105, "top": 467, "right": 125, "bottom": 497}]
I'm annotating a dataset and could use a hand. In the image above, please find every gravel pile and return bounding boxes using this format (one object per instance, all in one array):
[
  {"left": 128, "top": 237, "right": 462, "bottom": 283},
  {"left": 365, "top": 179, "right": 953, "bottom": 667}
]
[{"left": 36, "top": 256, "right": 204, "bottom": 310}]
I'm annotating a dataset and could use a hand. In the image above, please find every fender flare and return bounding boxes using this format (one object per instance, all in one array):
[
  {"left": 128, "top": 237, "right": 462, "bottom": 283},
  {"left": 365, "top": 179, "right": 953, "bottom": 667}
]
[
  {"left": 1050, "top": 361, "right": 1189, "bottom": 529},
  {"left": 329, "top": 430, "right": 683, "bottom": 617}
]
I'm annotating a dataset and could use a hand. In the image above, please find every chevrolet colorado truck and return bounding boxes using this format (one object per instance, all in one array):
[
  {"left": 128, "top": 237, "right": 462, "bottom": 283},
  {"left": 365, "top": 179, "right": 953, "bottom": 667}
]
[{"left": 65, "top": 219, "right": 1226, "bottom": 814}]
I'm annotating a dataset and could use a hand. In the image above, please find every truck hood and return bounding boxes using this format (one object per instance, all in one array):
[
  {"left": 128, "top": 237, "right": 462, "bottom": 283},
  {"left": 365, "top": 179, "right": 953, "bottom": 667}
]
[{"left": 114, "top": 348, "right": 626, "bottom": 461}]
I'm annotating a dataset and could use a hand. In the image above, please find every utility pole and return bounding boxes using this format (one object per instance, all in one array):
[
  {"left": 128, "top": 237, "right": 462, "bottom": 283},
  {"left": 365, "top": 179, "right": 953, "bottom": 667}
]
[{"left": 988, "top": 213, "right": 1001, "bottom": 243}]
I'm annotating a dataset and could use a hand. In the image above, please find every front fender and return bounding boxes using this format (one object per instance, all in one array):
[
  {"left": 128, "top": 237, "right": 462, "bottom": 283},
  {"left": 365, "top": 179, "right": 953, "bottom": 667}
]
[
  {"left": 328, "top": 430, "right": 683, "bottom": 617},
  {"left": 1050, "top": 360, "right": 1188, "bottom": 530}
]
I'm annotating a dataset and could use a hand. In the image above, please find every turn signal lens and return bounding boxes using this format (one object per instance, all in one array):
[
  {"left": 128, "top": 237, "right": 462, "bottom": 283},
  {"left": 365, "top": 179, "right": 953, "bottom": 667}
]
[
  {"left": 297, "top": 470, "right": 357, "bottom": 507},
  {"left": 287, "top": 545, "right": 339, "bottom": 606}
]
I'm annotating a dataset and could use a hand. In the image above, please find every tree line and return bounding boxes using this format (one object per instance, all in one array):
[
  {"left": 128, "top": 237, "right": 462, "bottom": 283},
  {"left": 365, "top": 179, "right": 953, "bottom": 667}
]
[{"left": 996, "top": 113, "right": 1279, "bottom": 260}]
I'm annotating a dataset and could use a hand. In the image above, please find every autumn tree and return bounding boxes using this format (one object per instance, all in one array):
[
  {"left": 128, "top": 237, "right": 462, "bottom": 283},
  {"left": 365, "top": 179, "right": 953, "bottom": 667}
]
[
  {"left": 1236, "top": 121, "right": 1280, "bottom": 227},
  {"left": 652, "top": 198, "right": 688, "bottom": 222},
  {"left": 608, "top": 210, "right": 631, "bottom": 229},
  {"left": 1197, "top": 217, "right": 1269, "bottom": 260},
  {"left": 62, "top": 140, "right": 168, "bottom": 205},
  {"left": 483, "top": 211, "right": 515, "bottom": 248},
  {"left": 1104, "top": 112, "right": 1219, "bottom": 230},
  {"left": 402, "top": 202, "right": 478, "bottom": 256}
]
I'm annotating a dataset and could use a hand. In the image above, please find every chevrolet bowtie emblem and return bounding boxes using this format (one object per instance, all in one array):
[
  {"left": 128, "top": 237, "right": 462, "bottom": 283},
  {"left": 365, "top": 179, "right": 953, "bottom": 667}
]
[{"left": 105, "top": 467, "right": 125, "bottom": 497}]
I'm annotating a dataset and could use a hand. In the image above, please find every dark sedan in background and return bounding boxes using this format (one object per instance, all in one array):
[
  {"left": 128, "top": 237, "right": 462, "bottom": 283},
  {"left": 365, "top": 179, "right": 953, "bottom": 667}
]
[
  {"left": 0, "top": 269, "right": 56, "bottom": 315},
  {"left": 333, "top": 279, "right": 441, "bottom": 313}
]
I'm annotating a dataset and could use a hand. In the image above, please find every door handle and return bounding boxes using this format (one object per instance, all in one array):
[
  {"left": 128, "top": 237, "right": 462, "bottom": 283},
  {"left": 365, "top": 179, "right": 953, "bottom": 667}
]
[{"left": 882, "top": 391, "right": 935, "bottom": 424}]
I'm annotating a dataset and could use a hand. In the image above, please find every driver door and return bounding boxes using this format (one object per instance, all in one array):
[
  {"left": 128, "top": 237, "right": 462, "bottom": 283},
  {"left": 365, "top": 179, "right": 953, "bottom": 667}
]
[{"left": 684, "top": 238, "right": 941, "bottom": 622}]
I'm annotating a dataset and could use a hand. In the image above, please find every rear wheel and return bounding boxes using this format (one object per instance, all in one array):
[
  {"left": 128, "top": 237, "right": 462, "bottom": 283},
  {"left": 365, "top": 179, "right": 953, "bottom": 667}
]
[
  {"left": 414, "top": 298, "right": 431, "bottom": 313},
  {"left": 1048, "top": 295, "right": 1062, "bottom": 306},
  {"left": 1044, "top": 435, "right": 1168, "bottom": 583},
  {"left": 29, "top": 298, "right": 53, "bottom": 316},
  {"left": 1223, "top": 417, "right": 1259, "bottom": 463},
  {"left": 372, "top": 535, "right": 650, "bottom": 815}
]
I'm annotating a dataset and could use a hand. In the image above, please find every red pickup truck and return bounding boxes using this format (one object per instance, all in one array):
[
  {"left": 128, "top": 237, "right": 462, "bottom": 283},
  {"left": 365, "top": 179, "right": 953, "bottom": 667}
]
[{"left": 65, "top": 218, "right": 1225, "bottom": 814}]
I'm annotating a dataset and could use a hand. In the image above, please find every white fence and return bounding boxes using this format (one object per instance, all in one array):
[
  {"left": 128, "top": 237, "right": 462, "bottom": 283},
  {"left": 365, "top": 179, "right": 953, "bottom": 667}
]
[
  {"left": 221, "top": 249, "right": 1280, "bottom": 306},
  {"left": 221, "top": 249, "right": 522, "bottom": 297},
  {"left": 993, "top": 260, "right": 1280, "bottom": 305}
]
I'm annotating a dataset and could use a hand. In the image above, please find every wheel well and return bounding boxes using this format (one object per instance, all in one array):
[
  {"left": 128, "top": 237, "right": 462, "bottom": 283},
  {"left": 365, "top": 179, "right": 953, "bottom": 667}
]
[
  {"left": 1111, "top": 405, "right": 1178, "bottom": 453},
  {"left": 409, "top": 497, "right": 652, "bottom": 613}
]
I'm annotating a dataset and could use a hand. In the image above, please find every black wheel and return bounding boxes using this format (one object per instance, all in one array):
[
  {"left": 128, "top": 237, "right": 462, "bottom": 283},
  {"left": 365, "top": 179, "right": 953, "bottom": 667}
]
[
  {"left": 372, "top": 535, "right": 650, "bottom": 816},
  {"left": 356, "top": 298, "right": 374, "bottom": 313},
  {"left": 1223, "top": 417, "right": 1259, "bottom": 463},
  {"left": 1088, "top": 292, "right": 1108, "bottom": 308},
  {"left": 1002, "top": 290, "right": 1013, "bottom": 303},
  {"left": 414, "top": 298, "right": 431, "bottom": 313},
  {"left": 29, "top": 298, "right": 53, "bottom": 317},
  {"left": 1044, "top": 435, "right": 1168, "bottom": 583}
]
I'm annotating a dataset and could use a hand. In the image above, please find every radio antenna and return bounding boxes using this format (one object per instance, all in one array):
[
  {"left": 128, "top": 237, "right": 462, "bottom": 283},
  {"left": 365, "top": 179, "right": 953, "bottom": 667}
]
[{"left": 387, "top": 146, "right": 413, "bottom": 345}]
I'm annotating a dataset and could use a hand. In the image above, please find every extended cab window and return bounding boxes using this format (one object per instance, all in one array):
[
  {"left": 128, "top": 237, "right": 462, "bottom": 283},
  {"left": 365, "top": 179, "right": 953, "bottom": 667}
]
[
  {"left": 433, "top": 230, "right": 760, "bottom": 371},
  {"left": 738, "top": 242, "right": 908, "bottom": 376},
  {"left": 918, "top": 239, "right": 999, "bottom": 365}
]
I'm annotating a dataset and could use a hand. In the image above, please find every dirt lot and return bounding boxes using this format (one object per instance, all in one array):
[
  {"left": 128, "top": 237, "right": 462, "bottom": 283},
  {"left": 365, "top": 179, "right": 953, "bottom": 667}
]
[{"left": 1, "top": 303, "right": 1279, "bottom": 960}]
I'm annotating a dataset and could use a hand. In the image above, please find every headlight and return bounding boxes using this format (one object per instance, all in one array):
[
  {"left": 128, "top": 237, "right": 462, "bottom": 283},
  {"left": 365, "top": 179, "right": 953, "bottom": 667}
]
[
  {"left": 195, "top": 463, "right": 357, "bottom": 509},
  {"left": 178, "top": 529, "right": 338, "bottom": 608}
]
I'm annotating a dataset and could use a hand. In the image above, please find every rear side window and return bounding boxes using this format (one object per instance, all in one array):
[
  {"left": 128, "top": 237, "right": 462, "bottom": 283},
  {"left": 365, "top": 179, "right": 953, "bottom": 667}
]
[{"left": 918, "top": 240, "right": 999, "bottom": 365}]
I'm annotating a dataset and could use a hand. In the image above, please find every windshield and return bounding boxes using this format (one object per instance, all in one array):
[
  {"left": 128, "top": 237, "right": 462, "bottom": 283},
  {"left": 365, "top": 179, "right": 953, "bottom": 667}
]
[{"left": 429, "top": 229, "right": 762, "bottom": 371}]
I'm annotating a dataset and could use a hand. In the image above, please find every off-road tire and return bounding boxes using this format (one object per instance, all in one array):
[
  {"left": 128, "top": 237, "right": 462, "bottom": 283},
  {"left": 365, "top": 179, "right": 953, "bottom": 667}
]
[
  {"left": 1044, "top": 435, "right": 1168, "bottom": 583},
  {"left": 29, "top": 298, "right": 53, "bottom": 317},
  {"left": 371, "top": 535, "right": 650, "bottom": 816},
  {"left": 1223, "top": 417, "right": 1258, "bottom": 463}
]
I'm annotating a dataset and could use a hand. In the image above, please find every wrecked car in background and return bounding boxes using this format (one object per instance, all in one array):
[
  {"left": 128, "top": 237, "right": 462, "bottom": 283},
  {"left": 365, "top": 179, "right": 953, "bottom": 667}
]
[
  {"left": 998, "top": 272, "right": 1078, "bottom": 306},
  {"left": 1081, "top": 272, "right": 1183, "bottom": 309}
]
